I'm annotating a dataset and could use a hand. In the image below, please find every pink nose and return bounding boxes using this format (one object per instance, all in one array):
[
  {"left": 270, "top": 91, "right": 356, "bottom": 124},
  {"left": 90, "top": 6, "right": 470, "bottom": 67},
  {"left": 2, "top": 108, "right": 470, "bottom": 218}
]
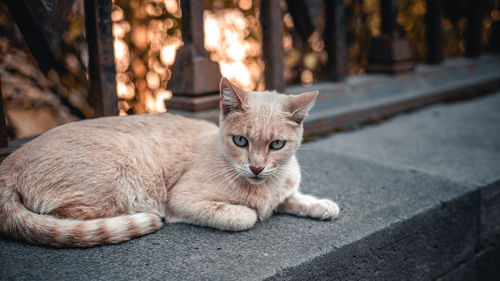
[{"left": 250, "top": 166, "right": 264, "bottom": 175}]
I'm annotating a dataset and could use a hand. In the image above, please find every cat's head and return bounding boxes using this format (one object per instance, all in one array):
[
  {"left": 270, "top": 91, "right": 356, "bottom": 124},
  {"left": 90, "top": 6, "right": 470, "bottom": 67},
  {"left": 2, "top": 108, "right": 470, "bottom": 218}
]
[{"left": 218, "top": 77, "right": 317, "bottom": 185}]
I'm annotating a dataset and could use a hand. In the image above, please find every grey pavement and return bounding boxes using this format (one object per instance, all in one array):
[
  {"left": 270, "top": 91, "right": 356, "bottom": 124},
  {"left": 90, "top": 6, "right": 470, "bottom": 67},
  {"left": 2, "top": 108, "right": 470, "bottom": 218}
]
[{"left": 1, "top": 91, "right": 500, "bottom": 280}]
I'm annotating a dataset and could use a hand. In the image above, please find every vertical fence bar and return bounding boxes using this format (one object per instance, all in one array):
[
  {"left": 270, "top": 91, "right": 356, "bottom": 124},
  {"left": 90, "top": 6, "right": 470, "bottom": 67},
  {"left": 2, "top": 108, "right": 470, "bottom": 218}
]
[
  {"left": 170, "top": 0, "right": 221, "bottom": 95},
  {"left": 366, "top": 0, "right": 414, "bottom": 73},
  {"left": 286, "top": 0, "right": 314, "bottom": 41},
  {"left": 167, "top": 0, "right": 221, "bottom": 111},
  {"left": 261, "top": 0, "right": 284, "bottom": 92},
  {"left": 323, "top": 0, "right": 346, "bottom": 81},
  {"left": 181, "top": 0, "right": 205, "bottom": 56},
  {"left": 84, "top": 0, "right": 118, "bottom": 117},
  {"left": 0, "top": 83, "right": 7, "bottom": 148},
  {"left": 465, "top": 0, "right": 481, "bottom": 57},
  {"left": 488, "top": 19, "right": 500, "bottom": 53},
  {"left": 425, "top": 0, "right": 443, "bottom": 64},
  {"left": 381, "top": 0, "right": 398, "bottom": 36}
]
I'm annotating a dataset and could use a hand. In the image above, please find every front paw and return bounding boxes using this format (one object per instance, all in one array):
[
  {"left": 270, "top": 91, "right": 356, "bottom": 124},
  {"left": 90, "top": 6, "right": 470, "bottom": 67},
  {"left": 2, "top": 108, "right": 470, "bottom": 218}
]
[
  {"left": 221, "top": 205, "right": 258, "bottom": 231},
  {"left": 310, "top": 199, "right": 340, "bottom": 220}
]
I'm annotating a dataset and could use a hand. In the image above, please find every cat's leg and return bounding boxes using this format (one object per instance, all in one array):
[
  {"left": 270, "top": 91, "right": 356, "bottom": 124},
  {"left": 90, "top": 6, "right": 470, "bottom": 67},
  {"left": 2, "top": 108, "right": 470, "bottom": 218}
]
[
  {"left": 167, "top": 199, "right": 258, "bottom": 231},
  {"left": 277, "top": 191, "right": 339, "bottom": 220}
]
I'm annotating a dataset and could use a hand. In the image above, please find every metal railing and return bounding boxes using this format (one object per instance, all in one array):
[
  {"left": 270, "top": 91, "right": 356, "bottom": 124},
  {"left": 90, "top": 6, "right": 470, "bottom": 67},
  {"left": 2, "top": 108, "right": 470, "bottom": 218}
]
[{"left": 0, "top": 0, "right": 498, "bottom": 149}]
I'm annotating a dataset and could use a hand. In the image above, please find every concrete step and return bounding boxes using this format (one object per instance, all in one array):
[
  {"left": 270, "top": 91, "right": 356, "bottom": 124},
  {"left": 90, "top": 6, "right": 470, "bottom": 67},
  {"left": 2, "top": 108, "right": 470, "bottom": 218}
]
[{"left": 1, "top": 92, "right": 500, "bottom": 280}]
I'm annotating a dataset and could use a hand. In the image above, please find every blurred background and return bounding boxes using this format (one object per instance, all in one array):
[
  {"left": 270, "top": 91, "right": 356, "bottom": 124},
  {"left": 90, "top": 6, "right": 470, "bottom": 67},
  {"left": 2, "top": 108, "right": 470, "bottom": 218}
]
[{"left": 0, "top": 0, "right": 498, "bottom": 139}]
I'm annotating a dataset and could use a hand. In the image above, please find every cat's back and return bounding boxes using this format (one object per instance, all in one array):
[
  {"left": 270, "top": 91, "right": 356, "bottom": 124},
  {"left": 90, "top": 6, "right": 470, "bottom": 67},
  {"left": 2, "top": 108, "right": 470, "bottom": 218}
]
[
  {"left": 24, "top": 112, "right": 216, "bottom": 145},
  {"left": 2, "top": 113, "right": 218, "bottom": 172},
  {"left": 53, "top": 112, "right": 217, "bottom": 137}
]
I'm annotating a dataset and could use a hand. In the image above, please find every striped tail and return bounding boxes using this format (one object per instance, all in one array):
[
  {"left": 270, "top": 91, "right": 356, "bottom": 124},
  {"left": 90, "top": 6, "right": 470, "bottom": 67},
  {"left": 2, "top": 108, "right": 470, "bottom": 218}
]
[{"left": 0, "top": 184, "right": 163, "bottom": 247}]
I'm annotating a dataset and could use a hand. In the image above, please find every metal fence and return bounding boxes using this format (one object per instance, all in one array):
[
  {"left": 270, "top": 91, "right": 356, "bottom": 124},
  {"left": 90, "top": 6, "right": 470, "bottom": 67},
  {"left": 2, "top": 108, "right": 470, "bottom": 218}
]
[{"left": 0, "top": 0, "right": 498, "bottom": 149}]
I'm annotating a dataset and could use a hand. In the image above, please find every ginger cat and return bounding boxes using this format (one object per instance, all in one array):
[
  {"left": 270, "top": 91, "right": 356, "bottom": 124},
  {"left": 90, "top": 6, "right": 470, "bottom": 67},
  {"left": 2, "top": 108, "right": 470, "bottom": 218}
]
[{"left": 0, "top": 78, "right": 339, "bottom": 247}]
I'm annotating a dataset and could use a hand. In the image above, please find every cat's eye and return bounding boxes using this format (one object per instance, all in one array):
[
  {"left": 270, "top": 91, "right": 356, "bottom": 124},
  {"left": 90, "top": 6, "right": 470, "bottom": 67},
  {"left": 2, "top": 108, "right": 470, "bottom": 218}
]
[
  {"left": 233, "top": 135, "right": 249, "bottom": 147},
  {"left": 270, "top": 140, "right": 286, "bottom": 150}
]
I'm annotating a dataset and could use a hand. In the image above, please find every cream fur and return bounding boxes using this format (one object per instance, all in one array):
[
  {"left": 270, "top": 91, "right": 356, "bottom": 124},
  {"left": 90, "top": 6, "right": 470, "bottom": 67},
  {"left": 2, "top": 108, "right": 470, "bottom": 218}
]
[{"left": 0, "top": 78, "right": 339, "bottom": 247}]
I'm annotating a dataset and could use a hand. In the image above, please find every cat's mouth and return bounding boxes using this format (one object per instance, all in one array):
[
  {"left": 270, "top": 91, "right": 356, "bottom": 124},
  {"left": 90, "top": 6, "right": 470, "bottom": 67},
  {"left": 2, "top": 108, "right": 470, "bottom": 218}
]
[{"left": 246, "top": 176, "right": 265, "bottom": 184}]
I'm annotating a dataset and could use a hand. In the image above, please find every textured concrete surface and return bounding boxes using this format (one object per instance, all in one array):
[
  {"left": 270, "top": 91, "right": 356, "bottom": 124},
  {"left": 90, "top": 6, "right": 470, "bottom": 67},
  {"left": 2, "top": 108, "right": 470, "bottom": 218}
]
[
  {"left": 308, "top": 91, "right": 500, "bottom": 187},
  {"left": 268, "top": 193, "right": 480, "bottom": 281},
  {"left": 1, "top": 91, "right": 500, "bottom": 280},
  {"left": 480, "top": 181, "right": 500, "bottom": 249}
]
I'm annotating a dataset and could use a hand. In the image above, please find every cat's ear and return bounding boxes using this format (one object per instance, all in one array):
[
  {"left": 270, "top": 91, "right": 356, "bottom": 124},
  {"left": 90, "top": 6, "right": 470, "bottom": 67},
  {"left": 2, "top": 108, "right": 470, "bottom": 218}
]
[
  {"left": 220, "top": 77, "right": 247, "bottom": 116},
  {"left": 287, "top": 91, "right": 318, "bottom": 124}
]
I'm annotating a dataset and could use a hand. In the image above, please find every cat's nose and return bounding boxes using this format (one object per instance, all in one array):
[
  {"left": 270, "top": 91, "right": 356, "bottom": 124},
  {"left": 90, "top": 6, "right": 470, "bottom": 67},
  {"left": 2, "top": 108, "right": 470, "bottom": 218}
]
[{"left": 250, "top": 166, "right": 264, "bottom": 175}]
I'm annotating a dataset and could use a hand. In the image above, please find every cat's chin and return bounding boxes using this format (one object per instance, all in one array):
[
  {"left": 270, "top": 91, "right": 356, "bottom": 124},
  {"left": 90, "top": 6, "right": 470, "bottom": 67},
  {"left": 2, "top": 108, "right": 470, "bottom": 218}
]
[{"left": 246, "top": 176, "right": 266, "bottom": 185}]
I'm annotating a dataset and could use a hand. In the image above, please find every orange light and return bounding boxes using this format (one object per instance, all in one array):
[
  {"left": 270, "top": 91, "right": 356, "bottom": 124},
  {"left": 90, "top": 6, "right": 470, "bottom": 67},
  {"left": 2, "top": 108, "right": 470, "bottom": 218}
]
[{"left": 204, "top": 9, "right": 263, "bottom": 90}]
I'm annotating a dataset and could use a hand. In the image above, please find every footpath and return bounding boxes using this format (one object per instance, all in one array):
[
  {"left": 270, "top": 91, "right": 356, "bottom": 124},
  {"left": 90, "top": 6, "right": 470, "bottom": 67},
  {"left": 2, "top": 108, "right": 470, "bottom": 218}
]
[{"left": 1, "top": 91, "right": 499, "bottom": 280}]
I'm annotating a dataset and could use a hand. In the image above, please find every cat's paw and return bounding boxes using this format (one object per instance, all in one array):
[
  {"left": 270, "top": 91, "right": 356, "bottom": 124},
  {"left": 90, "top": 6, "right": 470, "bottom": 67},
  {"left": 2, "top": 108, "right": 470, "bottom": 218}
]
[
  {"left": 310, "top": 199, "right": 340, "bottom": 220},
  {"left": 222, "top": 205, "right": 258, "bottom": 231}
]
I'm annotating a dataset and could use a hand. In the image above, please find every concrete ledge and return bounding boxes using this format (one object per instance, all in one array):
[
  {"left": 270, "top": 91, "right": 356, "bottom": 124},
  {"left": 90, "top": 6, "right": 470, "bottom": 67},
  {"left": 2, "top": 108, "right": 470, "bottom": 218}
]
[
  {"left": 0, "top": 137, "right": 36, "bottom": 163},
  {"left": 480, "top": 181, "right": 500, "bottom": 249},
  {"left": 1, "top": 92, "right": 500, "bottom": 280},
  {"left": 436, "top": 241, "right": 500, "bottom": 281},
  {"left": 300, "top": 55, "right": 500, "bottom": 136},
  {"left": 267, "top": 191, "right": 479, "bottom": 280}
]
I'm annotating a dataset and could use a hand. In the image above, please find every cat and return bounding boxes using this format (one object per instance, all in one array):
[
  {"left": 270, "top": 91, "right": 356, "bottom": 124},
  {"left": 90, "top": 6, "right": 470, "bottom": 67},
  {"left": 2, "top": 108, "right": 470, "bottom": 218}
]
[{"left": 0, "top": 78, "right": 339, "bottom": 247}]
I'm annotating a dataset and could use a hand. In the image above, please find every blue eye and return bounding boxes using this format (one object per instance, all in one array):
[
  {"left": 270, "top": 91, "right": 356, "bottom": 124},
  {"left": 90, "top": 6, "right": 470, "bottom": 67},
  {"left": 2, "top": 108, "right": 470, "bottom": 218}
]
[
  {"left": 233, "top": 135, "right": 248, "bottom": 147},
  {"left": 270, "top": 140, "right": 286, "bottom": 150}
]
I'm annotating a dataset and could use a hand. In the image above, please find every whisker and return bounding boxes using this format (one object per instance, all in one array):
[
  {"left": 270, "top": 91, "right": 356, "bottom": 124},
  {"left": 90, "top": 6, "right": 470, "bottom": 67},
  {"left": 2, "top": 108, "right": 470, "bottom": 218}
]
[
  {"left": 218, "top": 170, "right": 237, "bottom": 186},
  {"left": 205, "top": 167, "right": 234, "bottom": 183},
  {"left": 223, "top": 172, "right": 240, "bottom": 191},
  {"left": 205, "top": 167, "right": 232, "bottom": 178},
  {"left": 274, "top": 168, "right": 312, "bottom": 193},
  {"left": 299, "top": 168, "right": 312, "bottom": 178}
]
